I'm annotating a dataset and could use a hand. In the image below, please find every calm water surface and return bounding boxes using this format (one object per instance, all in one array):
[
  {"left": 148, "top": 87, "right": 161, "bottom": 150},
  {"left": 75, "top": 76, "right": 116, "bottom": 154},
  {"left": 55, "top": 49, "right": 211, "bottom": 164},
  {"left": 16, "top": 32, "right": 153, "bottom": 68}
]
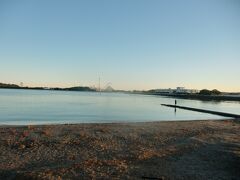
[{"left": 0, "top": 89, "right": 239, "bottom": 125}]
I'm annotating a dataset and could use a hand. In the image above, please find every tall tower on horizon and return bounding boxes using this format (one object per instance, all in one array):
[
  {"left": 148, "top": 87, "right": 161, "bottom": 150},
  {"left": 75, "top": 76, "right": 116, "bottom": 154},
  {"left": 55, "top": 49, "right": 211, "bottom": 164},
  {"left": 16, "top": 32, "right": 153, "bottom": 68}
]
[{"left": 98, "top": 77, "right": 101, "bottom": 92}]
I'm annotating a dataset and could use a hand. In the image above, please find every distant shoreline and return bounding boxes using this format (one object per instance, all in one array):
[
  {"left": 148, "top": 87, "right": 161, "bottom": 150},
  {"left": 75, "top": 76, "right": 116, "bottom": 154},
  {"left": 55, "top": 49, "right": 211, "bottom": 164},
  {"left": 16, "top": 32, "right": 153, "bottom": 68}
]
[
  {"left": 0, "top": 83, "right": 126, "bottom": 93},
  {"left": 144, "top": 92, "right": 240, "bottom": 102},
  {"left": 0, "top": 86, "right": 96, "bottom": 92},
  {"left": 1, "top": 84, "right": 240, "bottom": 102}
]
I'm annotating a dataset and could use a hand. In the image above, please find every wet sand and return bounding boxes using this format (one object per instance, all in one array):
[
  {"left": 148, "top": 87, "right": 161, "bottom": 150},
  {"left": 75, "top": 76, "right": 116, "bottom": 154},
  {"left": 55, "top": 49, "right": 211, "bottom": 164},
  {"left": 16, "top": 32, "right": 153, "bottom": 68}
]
[{"left": 0, "top": 119, "right": 239, "bottom": 179}]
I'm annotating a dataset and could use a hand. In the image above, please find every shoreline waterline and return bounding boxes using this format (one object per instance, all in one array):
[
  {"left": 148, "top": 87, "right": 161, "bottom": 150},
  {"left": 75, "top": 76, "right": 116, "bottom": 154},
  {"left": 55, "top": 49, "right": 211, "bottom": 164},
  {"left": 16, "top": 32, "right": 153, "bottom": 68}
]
[{"left": 0, "top": 118, "right": 232, "bottom": 126}]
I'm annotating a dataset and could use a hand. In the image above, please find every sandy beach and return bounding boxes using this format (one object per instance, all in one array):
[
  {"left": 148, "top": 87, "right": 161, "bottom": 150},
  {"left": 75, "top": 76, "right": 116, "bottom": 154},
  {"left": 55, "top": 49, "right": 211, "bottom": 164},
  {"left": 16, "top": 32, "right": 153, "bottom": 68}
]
[{"left": 0, "top": 119, "right": 239, "bottom": 179}]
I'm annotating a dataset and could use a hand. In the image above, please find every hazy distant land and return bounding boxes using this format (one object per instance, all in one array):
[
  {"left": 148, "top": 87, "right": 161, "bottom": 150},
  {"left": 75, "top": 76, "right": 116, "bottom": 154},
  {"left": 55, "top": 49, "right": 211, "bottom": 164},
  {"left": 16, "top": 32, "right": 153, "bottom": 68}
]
[{"left": 0, "top": 82, "right": 96, "bottom": 92}]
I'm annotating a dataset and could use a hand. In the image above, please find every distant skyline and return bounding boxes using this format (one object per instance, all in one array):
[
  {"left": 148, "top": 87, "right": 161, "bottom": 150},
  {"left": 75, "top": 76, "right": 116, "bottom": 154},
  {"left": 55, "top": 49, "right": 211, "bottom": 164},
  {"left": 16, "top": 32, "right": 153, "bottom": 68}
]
[{"left": 0, "top": 0, "right": 240, "bottom": 91}]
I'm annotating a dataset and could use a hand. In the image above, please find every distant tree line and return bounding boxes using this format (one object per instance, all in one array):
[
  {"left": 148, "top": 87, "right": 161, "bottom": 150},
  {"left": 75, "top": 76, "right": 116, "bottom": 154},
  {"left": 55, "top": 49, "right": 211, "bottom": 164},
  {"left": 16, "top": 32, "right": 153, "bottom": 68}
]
[
  {"left": 0, "top": 83, "right": 96, "bottom": 92},
  {"left": 0, "top": 83, "right": 20, "bottom": 89},
  {"left": 199, "top": 89, "right": 221, "bottom": 95}
]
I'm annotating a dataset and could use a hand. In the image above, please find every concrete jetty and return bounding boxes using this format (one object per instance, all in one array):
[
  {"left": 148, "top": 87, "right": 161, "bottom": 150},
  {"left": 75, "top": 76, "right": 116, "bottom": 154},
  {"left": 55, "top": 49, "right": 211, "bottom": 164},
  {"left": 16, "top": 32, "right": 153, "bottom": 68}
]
[{"left": 161, "top": 104, "right": 240, "bottom": 118}]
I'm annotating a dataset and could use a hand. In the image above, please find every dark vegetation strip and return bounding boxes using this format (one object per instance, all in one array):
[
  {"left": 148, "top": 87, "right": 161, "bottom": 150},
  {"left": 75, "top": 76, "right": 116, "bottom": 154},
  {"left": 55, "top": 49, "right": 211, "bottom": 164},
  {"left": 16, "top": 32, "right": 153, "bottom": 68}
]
[{"left": 150, "top": 93, "right": 240, "bottom": 102}]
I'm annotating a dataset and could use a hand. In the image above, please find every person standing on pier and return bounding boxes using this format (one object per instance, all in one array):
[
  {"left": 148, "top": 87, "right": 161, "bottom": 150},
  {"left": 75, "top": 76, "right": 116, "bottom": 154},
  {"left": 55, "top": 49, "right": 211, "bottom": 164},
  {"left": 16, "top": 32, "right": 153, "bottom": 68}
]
[{"left": 175, "top": 100, "right": 177, "bottom": 105}]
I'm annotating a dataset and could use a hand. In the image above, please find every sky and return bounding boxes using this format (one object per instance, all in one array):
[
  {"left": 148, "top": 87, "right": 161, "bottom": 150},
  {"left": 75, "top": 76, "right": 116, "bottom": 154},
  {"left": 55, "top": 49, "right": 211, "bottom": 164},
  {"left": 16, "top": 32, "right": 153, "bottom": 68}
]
[{"left": 0, "top": 0, "right": 240, "bottom": 91}]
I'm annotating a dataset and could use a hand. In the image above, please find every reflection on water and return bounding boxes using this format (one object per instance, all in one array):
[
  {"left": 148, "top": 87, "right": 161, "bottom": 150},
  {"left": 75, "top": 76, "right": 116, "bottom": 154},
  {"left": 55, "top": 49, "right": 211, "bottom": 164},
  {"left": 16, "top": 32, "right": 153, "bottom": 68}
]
[{"left": 0, "top": 89, "right": 239, "bottom": 125}]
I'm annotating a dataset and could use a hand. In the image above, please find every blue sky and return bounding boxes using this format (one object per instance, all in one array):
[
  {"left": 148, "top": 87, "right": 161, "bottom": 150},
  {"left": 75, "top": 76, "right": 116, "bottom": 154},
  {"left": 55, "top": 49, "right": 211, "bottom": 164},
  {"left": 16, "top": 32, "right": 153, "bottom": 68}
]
[{"left": 0, "top": 0, "right": 239, "bottom": 91}]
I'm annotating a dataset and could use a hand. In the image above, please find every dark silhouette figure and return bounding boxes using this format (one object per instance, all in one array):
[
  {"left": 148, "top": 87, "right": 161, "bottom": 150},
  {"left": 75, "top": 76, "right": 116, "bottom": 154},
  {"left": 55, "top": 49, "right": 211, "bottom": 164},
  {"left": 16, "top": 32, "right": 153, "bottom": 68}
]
[{"left": 174, "top": 100, "right": 177, "bottom": 115}]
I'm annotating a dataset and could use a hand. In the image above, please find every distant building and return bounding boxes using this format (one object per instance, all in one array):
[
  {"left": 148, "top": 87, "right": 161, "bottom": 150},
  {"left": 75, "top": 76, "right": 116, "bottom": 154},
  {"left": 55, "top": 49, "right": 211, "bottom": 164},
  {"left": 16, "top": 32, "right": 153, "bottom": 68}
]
[
  {"left": 152, "top": 87, "right": 199, "bottom": 94},
  {"left": 154, "top": 88, "right": 173, "bottom": 94},
  {"left": 175, "top": 87, "right": 199, "bottom": 94},
  {"left": 176, "top": 87, "right": 186, "bottom": 93}
]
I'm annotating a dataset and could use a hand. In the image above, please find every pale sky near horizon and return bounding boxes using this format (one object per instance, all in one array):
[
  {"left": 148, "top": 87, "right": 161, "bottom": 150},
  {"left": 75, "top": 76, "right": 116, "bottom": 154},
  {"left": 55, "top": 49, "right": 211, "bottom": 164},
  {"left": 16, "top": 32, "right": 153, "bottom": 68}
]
[{"left": 0, "top": 0, "right": 240, "bottom": 91}]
